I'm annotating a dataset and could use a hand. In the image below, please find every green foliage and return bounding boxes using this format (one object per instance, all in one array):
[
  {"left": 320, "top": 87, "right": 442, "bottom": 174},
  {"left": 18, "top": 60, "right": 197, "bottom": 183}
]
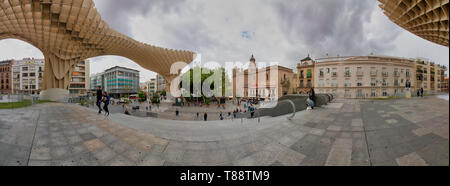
[
  {"left": 161, "top": 90, "right": 167, "bottom": 97},
  {"left": 180, "top": 66, "right": 232, "bottom": 97},
  {"left": 0, "top": 100, "right": 55, "bottom": 109},
  {"left": 138, "top": 91, "right": 146, "bottom": 102},
  {"left": 151, "top": 94, "right": 160, "bottom": 104},
  {"left": 79, "top": 100, "right": 87, "bottom": 106}
]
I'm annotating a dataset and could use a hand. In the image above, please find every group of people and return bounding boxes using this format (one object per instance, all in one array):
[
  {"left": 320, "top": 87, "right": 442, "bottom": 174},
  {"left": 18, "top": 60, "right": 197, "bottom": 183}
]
[{"left": 96, "top": 86, "right": 111, "bottom": 116}]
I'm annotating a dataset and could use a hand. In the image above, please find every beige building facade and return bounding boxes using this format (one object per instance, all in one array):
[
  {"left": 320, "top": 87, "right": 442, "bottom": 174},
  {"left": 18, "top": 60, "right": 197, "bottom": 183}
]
[
  {"left": 69, "top": 60, "right": 90, "bottom": 97},
  {"left": 414, "top": 58, "right": 448, "bottom": 93},
  {"left": 314, "top": 56, "right": 416, "bottom": 99},
  {"left": 233, "top": 55, "right": 295, "bottom": 100},
  {"left": 12, "top": 58, "right": 45, "bottom": 95},
  {"left": 297, "top": 55, "right": 316, "bottom": 94}
]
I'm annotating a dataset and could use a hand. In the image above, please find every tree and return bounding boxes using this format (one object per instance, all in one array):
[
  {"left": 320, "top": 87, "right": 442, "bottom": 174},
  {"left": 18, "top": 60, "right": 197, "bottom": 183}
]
[
  {"left": 179, "top": 66, "right": 232, "bottom": 98},
  {"left": 161, "top": 90, "right": 167, "bottom": 97},
  {"left": 138, "top": 91, "right": 146, "bottom": 102},
  {"left": 151, "top": 94, "right": 160, "bottom": 104}
]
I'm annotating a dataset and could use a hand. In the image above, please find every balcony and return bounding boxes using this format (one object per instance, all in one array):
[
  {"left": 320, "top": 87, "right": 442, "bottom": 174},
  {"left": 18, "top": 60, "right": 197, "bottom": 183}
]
[
  {"left": 345, "top": 73, "right": 351, "bottom": 77},
  {"left": 394, "top": 72, "right": 400, "bottom": 77},
  {"left": 382, "top": 72, "right": 389, "bottom": 77}
]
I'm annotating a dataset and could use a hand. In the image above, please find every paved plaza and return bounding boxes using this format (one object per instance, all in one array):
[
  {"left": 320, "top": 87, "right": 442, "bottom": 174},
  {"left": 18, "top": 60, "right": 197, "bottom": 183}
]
[{"left": 0, "top": 96, "right": 448, "bottom": 166}]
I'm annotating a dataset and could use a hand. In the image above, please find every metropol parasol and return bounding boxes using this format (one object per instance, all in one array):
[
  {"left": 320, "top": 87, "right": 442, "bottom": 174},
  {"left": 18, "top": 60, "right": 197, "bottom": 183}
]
[{"left": 0, "top": 0, "right": 195, "bottom": 100}]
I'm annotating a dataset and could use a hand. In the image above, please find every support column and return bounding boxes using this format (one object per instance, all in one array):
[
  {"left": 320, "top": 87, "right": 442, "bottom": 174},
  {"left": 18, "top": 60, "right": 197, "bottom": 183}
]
[{"left": 40, "top": 53, "right": 77, "bottom": 102}]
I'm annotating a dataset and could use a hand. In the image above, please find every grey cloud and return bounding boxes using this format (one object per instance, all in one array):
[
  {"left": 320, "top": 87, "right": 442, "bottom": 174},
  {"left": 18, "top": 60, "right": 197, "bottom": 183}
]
[
  {"left": 272, "top": 0, "right": 401, "bottom": 59},
  {"left": 93, "top": 0, "right": 186, "bottom": 36}
]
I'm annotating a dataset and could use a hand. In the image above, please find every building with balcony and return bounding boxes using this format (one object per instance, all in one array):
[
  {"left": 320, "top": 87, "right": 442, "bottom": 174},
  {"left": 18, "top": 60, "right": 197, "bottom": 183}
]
[
  {"left": 11, "top": 58, "right": 45, "bottom": 95},
  {"left": 90, "top": 72, "right": 105, "bottom": 92},
  {"left": 0, "top": 60, "right": 13, "bottom": 95},
  {"left": 443, "top": 77, "right": 449, "bottom": 93},
  {"left": 297, "top": 55, "right": 316, "bottom": 94},
  {"left": 156, "top": 74, "right": 166, "bottom": 93},
  {"left": 148, "top": 78, "right": 157, "bottom": 96},
  {"left": 414, "top": 58, "right": 448, "bottom": 94},
  {"left": 233, "top": 55, "right": 295, "bottom": 100},
  {"left": 104, "top": 66, "right": 140, "bottom": 98},
  {"left": 314, "top": 55, "right": 416, "bottom": 99},
  {"left": 69, "top": 60, "right": 90, "bottom": 97}
]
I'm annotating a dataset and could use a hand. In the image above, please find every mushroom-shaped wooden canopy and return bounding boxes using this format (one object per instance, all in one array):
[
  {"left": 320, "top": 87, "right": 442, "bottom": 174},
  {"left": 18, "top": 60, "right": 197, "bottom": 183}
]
[
  {"left": 378, "top": 0, "right": 449, "bottom": 47},
  {"left": 0, "top": 0, "right": 195, "bottom": 90}
]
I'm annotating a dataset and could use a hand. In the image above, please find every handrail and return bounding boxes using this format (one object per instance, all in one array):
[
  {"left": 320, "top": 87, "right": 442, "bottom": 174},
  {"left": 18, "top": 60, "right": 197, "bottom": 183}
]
[{"left": 280, "top": 99, "right": 296, "bottom": 120}]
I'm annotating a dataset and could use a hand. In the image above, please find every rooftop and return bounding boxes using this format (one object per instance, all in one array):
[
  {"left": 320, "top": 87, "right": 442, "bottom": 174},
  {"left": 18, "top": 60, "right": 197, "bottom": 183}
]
[{"left": 105, "top": 66, "right": 140, "bottom": 73}]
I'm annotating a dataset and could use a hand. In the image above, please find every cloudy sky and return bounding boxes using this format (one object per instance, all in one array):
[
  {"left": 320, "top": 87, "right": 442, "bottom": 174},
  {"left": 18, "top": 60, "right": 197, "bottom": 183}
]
[{"left": 0, "top": 0, "right": 448, "bottom": 82}]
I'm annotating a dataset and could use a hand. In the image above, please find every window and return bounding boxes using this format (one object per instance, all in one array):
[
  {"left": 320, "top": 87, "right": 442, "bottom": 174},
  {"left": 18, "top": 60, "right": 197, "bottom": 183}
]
[
  {"left": 307, "top": 70, "right": 312, "bottom": 78},
  {"left": 345, "top": 89, "right": 351, "bottom": 98},
  {"left": 371, "top": 67, "right": 377, "bottom": 76},
  {"left": 345, "top": 79, "right": 351, "bottom": 87},
  {"left": 382, "top": 67, "right": 388, "bottom": 77},
  {"left": 300, "top": 81, "right": 304, "bottom": 88},
  {"left": 327, "top": 68, "right": 330, "bottom": 74},
  {"left": 307, "top": 80, "right": 312, "bottom": 87},
  {"left": 382, "top": 79, "right": 387, "bottom": 87},
  {"left": 394, "top": 68, "right": 399, "bottom": 77},
  {"left": 357, "top": 78, "right": 363, "bottom": 87},
  {"left": 332, "top": 68, "right": 337, "bottom": 77},
  {"left": 371, "top": 89, "right": 376, "bottom": 97},
  {"left": 357, "top": 90, "right": 364, "bottom": 98},
  {"left": 23, "top": 73, "right": 28, "bottom": 77},
  {"left": 319, "top": 69, "right": 324, "bottom": 77},
  {"left": 406, "top": 69, "right": 411, "bottom": 77},
  {"left": 371, "top": 78, "right": 377, "bottom": 87},
  {"left": 332, "top": 79, "right": 337, "bottom": 87},
  {"left": 22, "top": 67, "right": 28, "bottom": 71},
  {"left": 394, "top": 78, "right": 399, "bottom": 86},
  {"left": 345, "top": 67, "right": 351, "bottom": 77},
  {"left": 300, "top": 71, "right": 304, "bottom": 78},
  {"left": 383, "top": 89, "right": 388, "bottom": 97},
  {"left": 319, "top": 80, "right": 324, "bottom": 87},
  {"left": 357, "top": 67, "right": 363, "bottom": 76}
]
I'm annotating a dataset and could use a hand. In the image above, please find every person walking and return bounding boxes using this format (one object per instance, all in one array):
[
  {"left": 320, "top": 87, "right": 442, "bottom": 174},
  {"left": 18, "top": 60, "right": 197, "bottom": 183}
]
[
  {"left": 176, "top": 108, "right": 180, "bottom": 117},
  {"left": 96, "top": 86, "right": 103, "bottom": 114},
  {"left": 420, "top": 88, "right": 424, "bottom": 97},
  {"left": 204, "top": 112, "right": 208, "bottom": 121},
  {"left": 103, "top": 91, "right": 111, "bottom": 116}
]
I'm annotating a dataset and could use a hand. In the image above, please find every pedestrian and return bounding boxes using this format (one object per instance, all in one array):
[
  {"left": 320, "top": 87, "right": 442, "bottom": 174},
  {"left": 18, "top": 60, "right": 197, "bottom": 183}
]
[
  {"left": 309, "top": 88, "right": 316, "bottom": 103},
  {"left": 196, "top": 112, "right": 200, "bottom": 120},
  {"left": 220, "top": 112, "right": 224, "bottom": 120},
  {"left": 176, "top": 108, "right": 179, "bottom": 117},
  {"left": 204, "top": 112, "right": 208, "bottom": 121},
  {"left": 420, "top": 88, "right": 424, "bottom": 97},
  {"left": 96, "top": 86, "right": 103, "bottom": 114},
  {"left": 417, "top": 90, "right": 420, "bottom": 97},
  {"left": 103, "top": 91, "right": 111, "bottom": 116}
]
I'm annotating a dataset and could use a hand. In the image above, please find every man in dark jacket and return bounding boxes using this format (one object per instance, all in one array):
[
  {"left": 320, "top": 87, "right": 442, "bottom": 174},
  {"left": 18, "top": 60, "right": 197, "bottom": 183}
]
[{"left": 96, "top": 86, "right": 103, "bottom": 114}]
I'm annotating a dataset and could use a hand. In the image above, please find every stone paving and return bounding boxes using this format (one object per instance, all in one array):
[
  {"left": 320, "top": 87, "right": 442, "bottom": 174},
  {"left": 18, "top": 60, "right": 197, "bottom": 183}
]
[{"left": 0, "top": 96, "right": 448, "bottom": 166}]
